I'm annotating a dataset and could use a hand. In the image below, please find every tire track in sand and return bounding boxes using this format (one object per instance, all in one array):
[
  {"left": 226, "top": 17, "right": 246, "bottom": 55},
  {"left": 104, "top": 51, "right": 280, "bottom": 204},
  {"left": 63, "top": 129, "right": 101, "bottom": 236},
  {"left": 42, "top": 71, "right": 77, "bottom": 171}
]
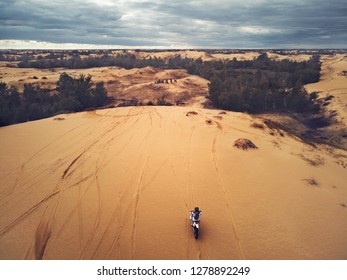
[
  {"left": 30, "top": 177, "right": 67, "bottom": 259},
  {"left": 211, "top": 134, "right": 245, "bottom": 259},
  {"left": 79, "top": 123, "right": 121, "bottom": 259},
  {"left": 185, "top": 122, "right": 203, "bottom": 260},
  {"left": 34, "top": 114, "right": 126, "bottom": 259},
  {"left": 1, "top": 108, "right": 136, "bottom": 259},
  {"left": 163, "top": 109, "right": 189, "bottom": 210},
  {"left": 91, "top": 114, "right": 147, "bottom": 259},
  {"left": 0, "top": 190, "right": 59, "bottom": 237},
  {"left": 130, "top": 153, "right": 150, "bottom": 259},
  {"left": 0, "top": 116, "right": 105, "bottom": 210},
  {"left": 64, "top": 112, "right": 136, "bottom": 259},
  {"left": 92, "top": 108, "right": 156, "bottom": 259},
  {"left": 130, "top": 109, "right": 159, "bottom": 259}
]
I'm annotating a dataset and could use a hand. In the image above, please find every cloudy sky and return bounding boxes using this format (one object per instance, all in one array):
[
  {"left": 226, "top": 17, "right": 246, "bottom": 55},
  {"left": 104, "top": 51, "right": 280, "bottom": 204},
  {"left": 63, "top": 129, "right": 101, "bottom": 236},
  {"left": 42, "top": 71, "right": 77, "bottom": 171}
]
[{"left": 0, "top": 0, "right": 346, "bottom": 49}]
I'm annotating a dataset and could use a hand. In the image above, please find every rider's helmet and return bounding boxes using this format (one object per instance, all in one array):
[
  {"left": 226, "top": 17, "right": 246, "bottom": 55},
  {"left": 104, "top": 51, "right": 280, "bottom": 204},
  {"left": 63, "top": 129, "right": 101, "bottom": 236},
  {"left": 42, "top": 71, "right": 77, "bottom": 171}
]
[{"left": 195, "top": 207, "right": 199, "bottom": 212}]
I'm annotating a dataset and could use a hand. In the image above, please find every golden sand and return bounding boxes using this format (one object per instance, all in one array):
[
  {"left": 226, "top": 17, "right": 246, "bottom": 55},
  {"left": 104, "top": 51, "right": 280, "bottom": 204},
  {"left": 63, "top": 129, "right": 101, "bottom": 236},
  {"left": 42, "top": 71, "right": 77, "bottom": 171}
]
[{"left": 0, "top": 106, "right": 346, "bottom": 260}]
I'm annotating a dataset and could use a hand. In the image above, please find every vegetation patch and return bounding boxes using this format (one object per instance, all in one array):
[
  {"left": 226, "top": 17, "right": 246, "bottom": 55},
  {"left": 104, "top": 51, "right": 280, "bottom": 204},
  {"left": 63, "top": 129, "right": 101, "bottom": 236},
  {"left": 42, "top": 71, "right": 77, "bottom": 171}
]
[
  {"left": 206, "top": 53, "right": 321, "bottom": 114},
  {"left": 250, "top": 122, "right": 265, "bottom": 129},
  {"left": 0, "top": 50, "right": 331, "bottom": 132},
  {"left": 213, "top": 115, "right": 223, "bottom": 120},
  {"left": 299, "top": 154, "right": 325, "bottom": 166},
  {"left": 263, "top": 119, "right": 285, "bottom": 136},
  {"left": 186, "top": 111, "right": 198, "bottom": 116},
  {"left": 14, "top": 52, "right": 321, "bottom": 116},
  {"left": 233, "top": 138, "right": 258, "bottom": 150},
  {"left": 303, "top": 115, "right": 333, "bottom": 129},
  {"left": 0, "top": 73, "right": 110, "bottom": 126},
  {"left": 336, "top": 160, "right": 347, "bottom": 169},
  {"left": 303, "top": 178, "right": 319, "bottom": 186}
]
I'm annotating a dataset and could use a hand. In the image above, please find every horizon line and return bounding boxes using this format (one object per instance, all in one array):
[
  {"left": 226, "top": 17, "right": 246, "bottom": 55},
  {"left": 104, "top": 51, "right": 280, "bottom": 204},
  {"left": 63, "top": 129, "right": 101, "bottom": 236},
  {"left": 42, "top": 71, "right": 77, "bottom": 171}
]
[{"left": 0, "top": 40, "right": 346, "bottom": 51}]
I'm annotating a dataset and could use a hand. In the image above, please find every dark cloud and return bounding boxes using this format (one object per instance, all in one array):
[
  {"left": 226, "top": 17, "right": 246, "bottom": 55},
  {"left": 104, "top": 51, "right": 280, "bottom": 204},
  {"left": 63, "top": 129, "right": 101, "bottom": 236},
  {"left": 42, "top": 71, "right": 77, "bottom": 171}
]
[{"left": 0, "top": 0, "right": 346, "bottom": 48}]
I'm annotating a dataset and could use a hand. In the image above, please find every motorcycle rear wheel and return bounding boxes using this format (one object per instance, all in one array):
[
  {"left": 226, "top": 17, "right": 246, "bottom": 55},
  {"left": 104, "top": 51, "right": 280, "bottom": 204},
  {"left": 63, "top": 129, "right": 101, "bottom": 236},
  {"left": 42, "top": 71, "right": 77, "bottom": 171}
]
[{"left": 194, "top": 227, "right": 199, "bottom": 239}]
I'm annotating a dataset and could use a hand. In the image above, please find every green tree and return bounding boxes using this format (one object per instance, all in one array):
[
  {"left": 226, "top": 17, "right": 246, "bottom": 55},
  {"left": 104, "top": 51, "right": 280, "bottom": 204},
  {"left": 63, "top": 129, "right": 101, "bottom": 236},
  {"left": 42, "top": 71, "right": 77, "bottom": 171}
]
[{"left": 94, "top": 82, "right": 108, "bottom": 107}]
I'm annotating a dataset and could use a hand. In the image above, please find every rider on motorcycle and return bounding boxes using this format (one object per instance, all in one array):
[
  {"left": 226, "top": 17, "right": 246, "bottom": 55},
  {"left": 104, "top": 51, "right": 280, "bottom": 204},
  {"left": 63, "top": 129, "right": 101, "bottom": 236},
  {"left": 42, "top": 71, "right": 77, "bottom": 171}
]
[{"left": 190, "top": 207, "right": 202, "bottom": 226}]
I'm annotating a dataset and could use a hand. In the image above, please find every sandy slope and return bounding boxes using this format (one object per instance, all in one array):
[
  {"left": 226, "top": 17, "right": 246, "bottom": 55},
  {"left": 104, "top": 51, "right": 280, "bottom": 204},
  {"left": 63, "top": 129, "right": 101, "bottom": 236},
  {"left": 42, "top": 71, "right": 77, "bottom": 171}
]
[
  {"left": 304, "top": 53, "right": 347, "bottom": 149},
  {"left": 306, "top": 54, "right": 347, "bottom": 127},
  {"left": 0, "top": 106, "right": 346, "bottom": 260}
]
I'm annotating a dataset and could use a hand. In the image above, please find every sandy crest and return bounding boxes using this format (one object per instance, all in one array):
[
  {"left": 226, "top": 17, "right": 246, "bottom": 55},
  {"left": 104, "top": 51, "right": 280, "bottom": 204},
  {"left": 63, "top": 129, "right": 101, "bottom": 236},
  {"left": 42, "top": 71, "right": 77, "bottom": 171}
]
[
  {"left": 0, "top": 106, "right": 346, "bottom": 260},
  {"left": 123, "top": 50, "right": 312, "bottom": 62},
  {"left": 211, "top": 52, "right": 260, "bottom": 61},
  {"left": 305, "top": 54, "right": 347, "bottom": 127}
]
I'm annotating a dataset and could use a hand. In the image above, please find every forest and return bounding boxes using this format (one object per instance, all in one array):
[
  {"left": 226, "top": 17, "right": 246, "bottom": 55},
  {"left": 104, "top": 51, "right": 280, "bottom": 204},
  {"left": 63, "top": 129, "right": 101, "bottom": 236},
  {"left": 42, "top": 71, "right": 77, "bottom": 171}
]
[
  {"left": 0, "top": 73, "right": 109, "bottom": 126},
  {"left": 200, "top": 54, "right": 321, "bottom": 113},
  {"left": 0, "top": 51, "right": 322, "bottom": 126}
]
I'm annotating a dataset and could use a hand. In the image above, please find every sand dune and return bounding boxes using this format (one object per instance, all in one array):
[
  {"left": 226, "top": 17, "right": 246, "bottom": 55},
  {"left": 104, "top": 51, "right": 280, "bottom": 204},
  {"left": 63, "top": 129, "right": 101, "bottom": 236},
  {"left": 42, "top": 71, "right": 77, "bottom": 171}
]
[
  {"left": 306, "top": 54, "right": 347, "bottom": 126},
  {"left": 1, "top": 106, "right": 346, "bottom": 260},
  {"left": 119, "top": 50, "right": 313, "bottom": 62},
  {"left": 304, "top": 53, "right": 347, "bottom": 149},
  {"left": 124, "top": 50, "right": 215, "bottom": 61},
  {"left": 0, "top": 66, "right": 209, "bottom": 106}
]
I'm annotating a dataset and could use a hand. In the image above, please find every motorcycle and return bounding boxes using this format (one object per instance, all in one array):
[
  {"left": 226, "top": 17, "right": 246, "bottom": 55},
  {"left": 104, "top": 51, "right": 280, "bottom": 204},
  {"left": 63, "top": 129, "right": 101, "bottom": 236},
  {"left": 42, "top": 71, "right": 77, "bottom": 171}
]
[
  {"left": 192, "top": 220, "right": 199, "bottom": 239},
  {"left": 190, "top": 212, "right": 200, "bottom": 240}
]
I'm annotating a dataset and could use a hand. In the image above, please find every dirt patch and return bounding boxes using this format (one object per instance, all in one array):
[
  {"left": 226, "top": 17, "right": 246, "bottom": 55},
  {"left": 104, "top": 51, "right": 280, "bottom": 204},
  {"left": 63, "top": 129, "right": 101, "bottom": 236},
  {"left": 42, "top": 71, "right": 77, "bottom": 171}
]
[
  {"left": 233, "top": 138, "right": 258, "bottom": 150},
  {"left": 263, "top": 119, "right": 285, "bottom": 137},
  {"left": 298, "top": 154, "right": 325, "bottom": 166},
  {"left": 336, "top": 160, "right": 347, "bottom": 168},
  {"left": 250, "top": 122, "right": 265, "bottom": 130},
  {"left": 186, "top": 111, "right": 198, "bottom": 116},
  {"left": 213, "top": 115, "right": 223, "bottom": 120},
  {"left": 303, "top": 178, "right": 319, "bottom": 187}
]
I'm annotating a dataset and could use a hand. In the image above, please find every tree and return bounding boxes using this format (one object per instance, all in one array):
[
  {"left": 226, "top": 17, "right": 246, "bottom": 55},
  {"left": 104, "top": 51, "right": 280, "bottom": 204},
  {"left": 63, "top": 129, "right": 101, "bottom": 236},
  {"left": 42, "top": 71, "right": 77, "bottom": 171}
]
[
  {"left": 94, "top": 82, "right": 108, "bottom": 107},
  {"left": 56, "top": 73, "right": 109, "bottom": 111},
  {"left": 56, "top": 72, "right": 75, "bottom": 98}
]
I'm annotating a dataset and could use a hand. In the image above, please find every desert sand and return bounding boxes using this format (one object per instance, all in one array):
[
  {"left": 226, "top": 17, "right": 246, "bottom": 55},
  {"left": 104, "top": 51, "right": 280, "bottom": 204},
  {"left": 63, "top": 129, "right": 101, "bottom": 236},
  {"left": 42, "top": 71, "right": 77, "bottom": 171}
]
[{"left": 0, "top": 105, "right": 346, "bottom": 260}]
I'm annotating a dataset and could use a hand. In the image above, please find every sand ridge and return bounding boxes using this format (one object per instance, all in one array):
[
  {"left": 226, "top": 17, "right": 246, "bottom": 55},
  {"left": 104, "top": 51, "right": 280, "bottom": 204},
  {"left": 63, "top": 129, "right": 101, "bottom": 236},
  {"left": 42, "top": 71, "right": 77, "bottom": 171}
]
[
  {"left": 305, "top": 54, "right": 347, "bottom": 126},
  {"left": 304, "top": 53, "right": 347, "bottom": 149}
]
